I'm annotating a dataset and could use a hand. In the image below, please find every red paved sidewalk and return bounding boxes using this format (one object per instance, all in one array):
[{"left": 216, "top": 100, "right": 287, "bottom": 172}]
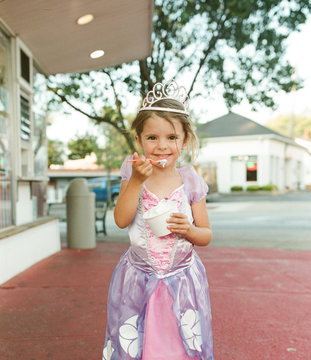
[{"left": 1, "top": 243, "right": 311, "bottom": 360}]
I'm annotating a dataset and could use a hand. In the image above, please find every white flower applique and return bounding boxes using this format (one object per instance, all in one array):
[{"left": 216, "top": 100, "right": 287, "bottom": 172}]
[
  {"left": 119, "top": 315, "right": 139, "bottom": 358},
  {"left": 103, "top": 339, "right": 114, "bottom": 360},
  {"left": 180, "top": 309, "right": 202, "bottom": 352}
]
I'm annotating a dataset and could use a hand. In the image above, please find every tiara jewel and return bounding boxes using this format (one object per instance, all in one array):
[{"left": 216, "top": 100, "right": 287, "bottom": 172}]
[{"left": 139, "top": 79, "right": 190, "bottom": 115}]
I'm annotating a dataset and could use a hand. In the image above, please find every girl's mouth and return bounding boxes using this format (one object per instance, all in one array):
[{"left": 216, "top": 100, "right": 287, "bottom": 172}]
[
  {"left": 154, "top": 154, "right": 170, "bottom": 159},
  {"left": 157, "top": 159, "right": 168, "bottom": 167}
]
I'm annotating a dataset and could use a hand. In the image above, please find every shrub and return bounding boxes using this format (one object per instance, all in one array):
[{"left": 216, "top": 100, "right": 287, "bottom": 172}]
[
  {"left": 246, "top": 185, "right": 260, "bottom": 192},
  {"left": 261, "top": 184, "right": 278, "bottom": 191},
  {"left": 231, "top": 185, "right": 243, "bottom": 192}
]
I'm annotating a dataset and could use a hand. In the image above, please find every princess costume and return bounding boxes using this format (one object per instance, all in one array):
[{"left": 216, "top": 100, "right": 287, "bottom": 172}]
[{"left": 103, "top": 158, "right": 214, "bottom": 360}]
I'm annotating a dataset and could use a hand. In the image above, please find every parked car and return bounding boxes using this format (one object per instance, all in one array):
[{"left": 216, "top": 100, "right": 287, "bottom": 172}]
[{"left": 88, "top": 176, "right": 121, "bottom": 205}]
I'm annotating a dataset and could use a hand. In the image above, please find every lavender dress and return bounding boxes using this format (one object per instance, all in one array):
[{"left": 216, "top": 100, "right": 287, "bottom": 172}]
[{"left": 103, "top": 158, "right": 214, "bottom": 360}]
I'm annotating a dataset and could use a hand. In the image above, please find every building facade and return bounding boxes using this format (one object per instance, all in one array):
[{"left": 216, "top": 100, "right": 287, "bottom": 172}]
[
  {"left": 0, "top": 0, "right": 152, "bottom": 284},
  {"left": 197, "top": 112, "right": 311, "bottom": 193},
  {"left": 0, "top": 27, "right": 59, "bottom": 284}
]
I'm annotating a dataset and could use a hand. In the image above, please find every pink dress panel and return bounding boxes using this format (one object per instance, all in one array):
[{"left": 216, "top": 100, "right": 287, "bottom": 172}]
[
  {"left": 141, "top": 186, "right": 199, "bottom": 359},
  {"left": 142, "top": 281, "right": 198, "bottom": 360},
  {"left": 142, "top": 186, "right": 184, "bottom": 271}
]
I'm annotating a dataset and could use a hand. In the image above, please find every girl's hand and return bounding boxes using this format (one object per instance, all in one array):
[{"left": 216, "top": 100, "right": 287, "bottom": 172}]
[
  {"left": 166, "top": 199, "right": 212, "bottom": 246},
  {"left": 166, "top": 212, "right": 193, "bottom": 237},
  {"left": 131, "top": 152, "right": 153, "bottom": 183}
]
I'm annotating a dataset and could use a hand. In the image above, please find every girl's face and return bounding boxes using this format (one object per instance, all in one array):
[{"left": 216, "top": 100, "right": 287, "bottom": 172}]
[{"left": 136, "top": 115, "right": 187, "bottom": 168}]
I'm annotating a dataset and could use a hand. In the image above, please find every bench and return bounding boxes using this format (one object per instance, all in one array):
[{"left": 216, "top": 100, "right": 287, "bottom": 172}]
[
  {"left": 95, "top": 201, "right": 108, "bottom": 235},
  {"left": 47, "top": 202, "right": 66, "bottom": 221},
  {"left": 47, "top": 201, "right": 108, "bottom": 235}
]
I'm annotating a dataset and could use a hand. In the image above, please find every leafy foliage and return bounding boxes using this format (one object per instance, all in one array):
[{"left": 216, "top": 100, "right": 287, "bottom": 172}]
[
  {"left": 67, "top": 134, "right": 99, "bottom": 160},
  {"left": 265, "top": 114, "right": 311, "bottom": 138},
  {"left": 231, "top": 185, "right": 243, "bottom": 191},
  {"left": 261, "top": 184, "right": 278, "bottom": 191},
  {"left": 47, "top": 0, "right": 311, "bottom": 153},
  {"left": 246, "top": 185, "right": 261, "bottom": 191},
  {"left": 48, "top": 140, "right": 65, "bottom": 166},
  {"left": 97, "top": 125, "right": 134, "bottom": 171}
]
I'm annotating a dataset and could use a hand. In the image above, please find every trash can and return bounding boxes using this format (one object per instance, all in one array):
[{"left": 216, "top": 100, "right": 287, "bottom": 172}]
[{"left": 66, "top": 178, "right": 96, "bottom": 249}]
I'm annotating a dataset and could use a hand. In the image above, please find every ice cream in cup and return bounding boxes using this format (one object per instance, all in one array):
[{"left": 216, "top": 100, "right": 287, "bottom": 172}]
[{"left": 143, "top": 200, "right": 178, "bottom": 237}]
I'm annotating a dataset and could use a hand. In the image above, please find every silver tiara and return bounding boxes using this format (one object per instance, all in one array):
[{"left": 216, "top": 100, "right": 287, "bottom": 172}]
[{"left": 139, "top": 79, "right": 190, "bottom": 115}]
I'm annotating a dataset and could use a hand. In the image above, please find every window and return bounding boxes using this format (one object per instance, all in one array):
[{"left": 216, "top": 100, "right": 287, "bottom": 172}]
[
  {"left": 246, "top": 157, "right": 257, "bottom": 182},
  {"left": 33, "top": 67, "right": 48, "bottom": 177},
  {"left": 19, "top": 43, "right": 33, "bottom": 178},
  {"left": 0, "top": 28, "right": 13, "bottom": 228},
  {"left": 20, "top": 94, "right": 31, "bottom": 141},
  {"left": 20, "top": 49, "right": 30, "bottom": 83},
  {"left": 31, "top": 65, "right": 49, "bottom": 218}
]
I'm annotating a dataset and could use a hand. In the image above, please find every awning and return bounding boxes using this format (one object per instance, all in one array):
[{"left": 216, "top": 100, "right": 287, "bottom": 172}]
[{"left": 0, "top": 0, "right": 153, "bottom": 74}]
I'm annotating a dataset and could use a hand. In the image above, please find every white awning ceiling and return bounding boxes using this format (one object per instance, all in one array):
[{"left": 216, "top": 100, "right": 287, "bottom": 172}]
[{"left": 0, "top": 0, "right": 153, "bottom": 74}]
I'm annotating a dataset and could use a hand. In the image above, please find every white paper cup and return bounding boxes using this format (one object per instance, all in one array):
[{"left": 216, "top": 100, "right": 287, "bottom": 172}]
[{"left": 143, "top": 200, "right": 178, "bottom": 237}]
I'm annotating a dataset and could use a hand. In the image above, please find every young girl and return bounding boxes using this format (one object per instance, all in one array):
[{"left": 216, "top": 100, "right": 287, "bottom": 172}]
[{"left": 103, "top": 80, "right": 214, "bottom": 360}]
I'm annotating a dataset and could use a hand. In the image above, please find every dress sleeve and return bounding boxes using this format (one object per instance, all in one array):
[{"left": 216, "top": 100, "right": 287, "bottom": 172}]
[
  {"left": 179, "top": 165, "right": 209, "bottom": 204},
  {"left": 120, "top": 155, "right": 133, "bottom": 181}
]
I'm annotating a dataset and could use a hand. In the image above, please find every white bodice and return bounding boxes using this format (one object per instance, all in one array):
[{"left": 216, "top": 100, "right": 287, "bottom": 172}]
[{"left": 127, "top": 184, "right": 194, "bottom": 278}]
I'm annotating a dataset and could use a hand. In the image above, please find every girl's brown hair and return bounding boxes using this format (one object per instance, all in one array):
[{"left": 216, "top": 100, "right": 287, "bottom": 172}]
[{"left": 131, "top": 98, "right": 198, "bottom": 162}]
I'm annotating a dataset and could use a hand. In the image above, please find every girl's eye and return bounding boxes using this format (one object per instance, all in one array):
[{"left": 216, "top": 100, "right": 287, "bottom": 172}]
[
  {"left": 169, "top": 135, "right": 177, "bottom": 140},
  {"left": 147, "top": 136, "right": 156, "bottom": 140}
]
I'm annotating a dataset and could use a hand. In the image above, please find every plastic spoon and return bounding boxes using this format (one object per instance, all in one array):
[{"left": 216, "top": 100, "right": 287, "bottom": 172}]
[{"left": 127, "top": 158, "right": 168, "bottom": 168}]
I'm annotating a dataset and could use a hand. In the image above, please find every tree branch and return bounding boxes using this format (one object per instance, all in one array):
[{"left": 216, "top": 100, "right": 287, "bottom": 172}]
[
  {"left": 47, "top": 86, "right": 136, "bottom": 152},
  {"left": 101, "top": 71, "right": 137, "bottom": 152},
  {"left": 102, "top": 70, "right": 126, "bottom": 126},
  {"left": 48, "top": 86, "right": 109, "bottom": 123},
  {"left": 103, "top": 71, "right": 121, "bottom": 111},
  {"left": 188, "top": 16, "right": 228, "bottom": 96},
  {"left": 139, "top": 59, "right": 154, "bottom": 92},
  {"left": 175, "top": 47, "right": 198, "bottom": 74}
]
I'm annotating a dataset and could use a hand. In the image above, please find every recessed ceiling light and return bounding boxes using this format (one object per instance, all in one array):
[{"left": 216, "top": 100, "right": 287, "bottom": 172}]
[
  {"left": 77, "top": 14, "right": 94, "bottom": 25},
  {"left": 90, "top": 50, "right": 105, "bottom": 59}
]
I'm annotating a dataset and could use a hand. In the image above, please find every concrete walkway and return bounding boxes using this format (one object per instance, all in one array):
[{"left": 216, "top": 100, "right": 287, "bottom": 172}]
[
  {"left": 1, "top": 242, "right": 311, "bottom": 359},
  {"left": 1, "top": 194, "right": 311, "bottom": 359}
]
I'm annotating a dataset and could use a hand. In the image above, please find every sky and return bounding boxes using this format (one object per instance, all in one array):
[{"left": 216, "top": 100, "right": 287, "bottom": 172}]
[{"left": 47, "top": 16, "right": 311, "bottom": 144}]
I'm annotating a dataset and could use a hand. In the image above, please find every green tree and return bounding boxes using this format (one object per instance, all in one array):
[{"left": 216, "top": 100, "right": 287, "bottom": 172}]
[
  {"left": 48, "top": 140, "right": 65, "bottom": 167},
  {"left": 97, "top": 124, "right": 134, "bottom": 171},
  {"left": 265, "top": 114, "right": 311, "bottom": 138},
  {"left": 96, "top": 125, "right": 133, "bottom": 206},
  {"left": 48, "top": 0, "right": 311, "bottom": 151},
  {"left": 67, "top": 133, "right": 99, "bottom": 160}
]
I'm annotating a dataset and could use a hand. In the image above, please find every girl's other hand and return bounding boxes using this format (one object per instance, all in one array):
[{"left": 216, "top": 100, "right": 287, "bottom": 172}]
[
  {"left": 166, "top": 212, "right": 193, "bottom": 237},
  {"left": 131, "top": 152, "right": 153, "bottom": 183}
]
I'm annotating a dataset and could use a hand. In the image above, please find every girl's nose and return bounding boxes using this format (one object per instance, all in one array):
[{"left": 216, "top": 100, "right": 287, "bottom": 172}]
[{"left": 158, "top": 138, "right": 168, "bottom": 149}]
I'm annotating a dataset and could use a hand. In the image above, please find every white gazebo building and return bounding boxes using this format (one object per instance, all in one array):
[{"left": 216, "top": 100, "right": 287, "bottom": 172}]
[{"left": 197, "top": 112, "right": 311, "bottom": 193}]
